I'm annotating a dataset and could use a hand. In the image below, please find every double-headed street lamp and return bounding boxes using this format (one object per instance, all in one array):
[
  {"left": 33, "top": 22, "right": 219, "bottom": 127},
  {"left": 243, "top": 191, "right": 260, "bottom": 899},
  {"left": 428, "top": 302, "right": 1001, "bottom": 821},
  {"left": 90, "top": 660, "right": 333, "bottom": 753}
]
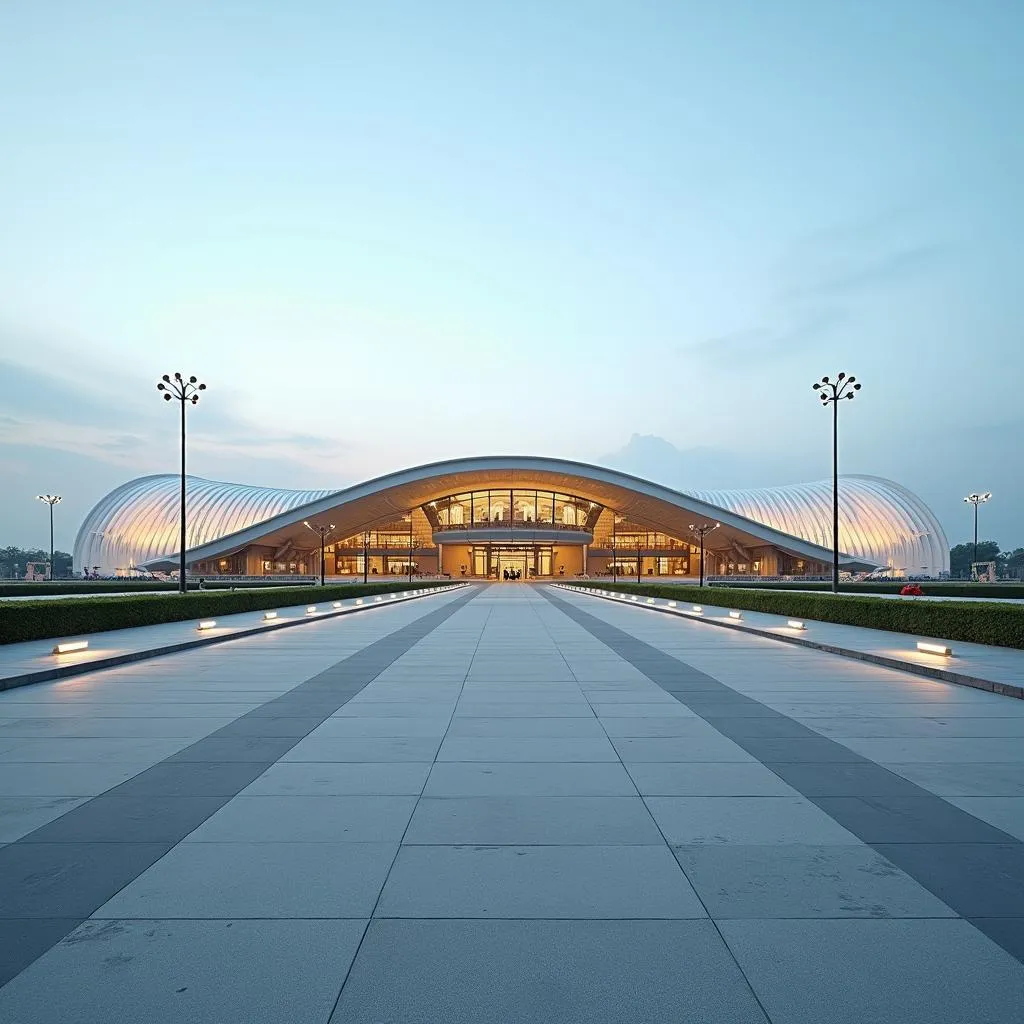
[
  {"left": 812, "top": 371, "right": 861, "bottom": 594},
  {"left": 157, "top": 373, "right": 206, "bottom": 594},
  {"left": 963, "top": 492, "right": 992, "bottom": 571},
  {"left": 303, "top": 521, "right": 336, "bottom": 586},
  {"left": 688, "top": 522, "right": 720, "bottom": 588},
  {"left": 36, "top": 495, "right": 62, "bottom": 580}
]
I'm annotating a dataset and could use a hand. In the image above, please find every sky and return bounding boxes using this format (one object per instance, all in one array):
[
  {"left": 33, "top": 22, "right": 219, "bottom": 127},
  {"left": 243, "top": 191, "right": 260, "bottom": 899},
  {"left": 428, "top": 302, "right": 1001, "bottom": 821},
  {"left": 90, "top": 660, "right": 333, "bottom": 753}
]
[{"left": 1, "top": 1, "right": 1022, "bottom": 554}]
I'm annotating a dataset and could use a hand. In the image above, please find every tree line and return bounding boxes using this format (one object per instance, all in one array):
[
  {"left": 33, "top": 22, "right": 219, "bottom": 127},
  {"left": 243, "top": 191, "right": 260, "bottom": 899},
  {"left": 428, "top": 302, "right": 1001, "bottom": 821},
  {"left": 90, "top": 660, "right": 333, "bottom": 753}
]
[
  {"left": 948, "top": 542, "right": 1024, "bottom": 579},
  {"left": 0, "top": 546, "right": 74, "bottom": 579}
]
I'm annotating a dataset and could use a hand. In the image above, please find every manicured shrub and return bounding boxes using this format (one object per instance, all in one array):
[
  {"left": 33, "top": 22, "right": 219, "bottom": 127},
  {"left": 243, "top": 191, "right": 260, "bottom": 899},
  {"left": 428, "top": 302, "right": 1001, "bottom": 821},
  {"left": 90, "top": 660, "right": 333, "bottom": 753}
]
[
  {"left": 709, "top": 581, "right": 1024, "bottom": 599},
  {"left": 0, "top": 581, "right": 458, "bottom": 644},
  {"left": 570, "top": 582, "right": 1024, "bottom": 650}
]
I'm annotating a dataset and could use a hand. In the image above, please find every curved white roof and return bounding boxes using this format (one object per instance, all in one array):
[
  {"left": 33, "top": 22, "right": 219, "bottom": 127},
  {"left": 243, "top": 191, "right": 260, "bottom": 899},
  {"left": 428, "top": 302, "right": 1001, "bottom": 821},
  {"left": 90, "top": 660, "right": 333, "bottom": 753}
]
[
  {"left": 73, "top": 456, "right": 948, "bottom": 576},
  {"left": 74, "top": 475, "right": 332, "bottom": 574},
  {"left": 692, "top": 476, "right": 948, "bottom": 578}
]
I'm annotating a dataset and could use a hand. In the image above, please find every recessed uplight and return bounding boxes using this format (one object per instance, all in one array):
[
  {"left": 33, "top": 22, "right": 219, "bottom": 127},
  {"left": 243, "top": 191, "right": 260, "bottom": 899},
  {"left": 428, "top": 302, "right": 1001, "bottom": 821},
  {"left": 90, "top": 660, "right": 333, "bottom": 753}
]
[
  {"left": 728, "top": 610, "right": 743, "bottom": 620},
  {"left": 52, "top": 640, "right": 88, "bottom": 655},
  {"left": 196, "top": 620, "right": 217, "bottom": 631},
  {"left": 787, "top": 620, "right": 806, "bottom": 630},
  {"left": 691, "top": 605, "right": 703, "bottom": 614},
  {"left": 917, "top": 641, "right": 953, "bottom": 656},
  {"left": 263, "top": 611, "right": 278, "bottom": 621},
  {"left": 306, "top": 605, "right": 318, "bottom": 615}
]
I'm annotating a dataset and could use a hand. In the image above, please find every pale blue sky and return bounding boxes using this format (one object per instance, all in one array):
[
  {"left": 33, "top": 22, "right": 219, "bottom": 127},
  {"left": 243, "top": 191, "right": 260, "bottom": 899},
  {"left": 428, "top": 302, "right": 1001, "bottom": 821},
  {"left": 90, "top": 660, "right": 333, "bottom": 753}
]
[{"left": 1, "top": 1, "right": 1021, "bottom": 550}]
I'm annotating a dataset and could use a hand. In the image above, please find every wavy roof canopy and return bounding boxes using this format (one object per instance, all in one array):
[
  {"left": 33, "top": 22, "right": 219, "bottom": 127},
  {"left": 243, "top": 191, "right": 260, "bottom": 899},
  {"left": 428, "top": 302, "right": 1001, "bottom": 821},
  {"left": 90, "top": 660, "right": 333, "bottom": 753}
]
[
  {"left": 74, "top": 475, "right": 333, "bottom": 573},
  {"left": 692, "top": 476, "right": 949, "bottom": 577},
  {"left": 73, "top": 456, "right": 948, "bottom": 575}
]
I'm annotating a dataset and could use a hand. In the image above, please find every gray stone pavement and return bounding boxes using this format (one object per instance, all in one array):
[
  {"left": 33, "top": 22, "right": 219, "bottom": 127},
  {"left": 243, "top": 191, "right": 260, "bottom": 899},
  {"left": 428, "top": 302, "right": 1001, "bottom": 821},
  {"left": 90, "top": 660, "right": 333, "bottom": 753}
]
[{"left": 0, "top": 582, "right": 1023, "bottom": 1022}]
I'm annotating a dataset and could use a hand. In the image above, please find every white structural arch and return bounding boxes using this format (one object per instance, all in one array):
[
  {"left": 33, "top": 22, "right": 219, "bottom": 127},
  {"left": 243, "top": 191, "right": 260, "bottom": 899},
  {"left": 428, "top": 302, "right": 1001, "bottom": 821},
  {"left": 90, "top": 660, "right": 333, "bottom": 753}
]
[{"left": 73, "top": 456, "right": 949, "bottom": 577}]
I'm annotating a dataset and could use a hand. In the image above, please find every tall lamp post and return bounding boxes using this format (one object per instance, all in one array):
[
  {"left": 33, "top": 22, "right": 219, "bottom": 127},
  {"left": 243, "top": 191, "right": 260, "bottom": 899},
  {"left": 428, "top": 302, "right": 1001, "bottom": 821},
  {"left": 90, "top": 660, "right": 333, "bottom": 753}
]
[
  {"left": 963, "top": 492, "right": 992, "bottom": 575},
  {"left": 36, "top": 495, "right": 62, "bottom": 580},
  {"left": 688, "top": 522, "right": 720, "bottom": 588},
  {"left": 157, "top": 373, "right": 206, "bottom": 594},
  {"left": 812, "top": 372, "right": 861, "bottom": 594},
  {"left": 408, "top": 515, "right": 415, "bottom": 583},
  {"left": 303, "top": 520, "right": 336, "bottom": 586}
]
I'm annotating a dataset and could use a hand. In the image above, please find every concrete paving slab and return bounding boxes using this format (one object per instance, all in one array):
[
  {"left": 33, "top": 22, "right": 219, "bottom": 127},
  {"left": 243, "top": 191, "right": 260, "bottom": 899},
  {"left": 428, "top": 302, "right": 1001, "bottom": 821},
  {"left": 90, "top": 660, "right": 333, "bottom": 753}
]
[
  {"left": 377, "top": 844, "right": 706, "bottom": 918},
  {"left": 674, "top": 843, "right": 956, "bottom": 918},
  {"left": 95, "top": 841, "right": 397, "bottom": 918},
  {"left": 0, "top": 919, "right": 366, "bottom": 1024},
  {"left": 332, "top": 919, "right": 769, "bottom": 1024},
  {"left": 422, "top": 761, "right": 638, "bottom": 797},
  {"left": 719, "top": 918, "right": 1024, "bottom": 1024},
  {"left": 405, "top": 796, "right": 664, "bottom": 845},
  {"left": 184, "top": 795, "right": 417, "bottom": 843},
  {"left": 242, "top": 761, "right": 431, "bottom": 796},
  {"left": 645, "top": 796, "right": 859, "bottom": 845}
]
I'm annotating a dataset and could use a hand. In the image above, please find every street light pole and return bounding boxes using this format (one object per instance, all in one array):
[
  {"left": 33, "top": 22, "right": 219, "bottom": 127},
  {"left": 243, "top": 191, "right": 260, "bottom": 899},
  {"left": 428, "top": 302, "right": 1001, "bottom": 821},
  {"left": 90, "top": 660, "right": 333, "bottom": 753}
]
[
  {"left": 812, "top": 372, "right": 861, "bottom": 594},
  {"left": 688, "top": 522, "right": 720, "bottom": 588},
  {"left": 36, "top": 495, "right": 62, "bottom": 580},
  {"left": 303, "top": 521, "right": 336, "bottom": 586},
  {"left": 688, "top": 524, "right": 720, "bottom": 589},
  {"left": 157, "top": 373, "right": 206, "bottom": 594},
  {"left": 963, "top": 492, "right": 992, "bottom": 574},
  {"left": 408, "top": 515, "right": 414, "bottom": 583}
]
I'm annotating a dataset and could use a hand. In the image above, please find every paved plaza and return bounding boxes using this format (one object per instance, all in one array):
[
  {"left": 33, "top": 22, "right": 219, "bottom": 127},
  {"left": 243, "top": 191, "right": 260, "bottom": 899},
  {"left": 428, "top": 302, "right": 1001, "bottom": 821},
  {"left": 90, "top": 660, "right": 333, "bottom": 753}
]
[{"left": 1, "top": 583, "right": 1024, "bottom": 1022}]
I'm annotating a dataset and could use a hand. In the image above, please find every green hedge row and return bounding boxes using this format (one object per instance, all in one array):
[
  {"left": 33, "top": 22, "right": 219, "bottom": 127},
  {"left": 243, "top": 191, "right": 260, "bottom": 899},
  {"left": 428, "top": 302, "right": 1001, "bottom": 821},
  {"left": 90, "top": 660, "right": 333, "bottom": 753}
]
[
  {"left": 570, "top": 582, "right": 1024, "bottom": 650},
  {"left": 709, "top": 580, "right": 1024, "bottom": 599},
  {"left": 0, "top": 581, "right": 459, "bottom": 645}
]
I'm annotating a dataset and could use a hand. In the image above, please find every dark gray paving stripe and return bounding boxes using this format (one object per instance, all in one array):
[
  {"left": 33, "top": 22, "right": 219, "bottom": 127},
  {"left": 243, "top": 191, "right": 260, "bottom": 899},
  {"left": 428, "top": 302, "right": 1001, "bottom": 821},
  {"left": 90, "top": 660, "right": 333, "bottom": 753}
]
[
  {"left": 541, "top": 587, "right": 1024, "bottom": 964},
  {"left": 0, "top": 585, "right": 479, "bottom": 988}
]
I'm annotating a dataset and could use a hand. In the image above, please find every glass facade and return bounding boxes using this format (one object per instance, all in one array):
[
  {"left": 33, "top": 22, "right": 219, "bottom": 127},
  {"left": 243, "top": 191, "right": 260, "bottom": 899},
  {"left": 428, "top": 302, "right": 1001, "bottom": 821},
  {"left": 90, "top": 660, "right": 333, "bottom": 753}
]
[{"left": 430, "top": 489, "right": 600, "bottom": 530}]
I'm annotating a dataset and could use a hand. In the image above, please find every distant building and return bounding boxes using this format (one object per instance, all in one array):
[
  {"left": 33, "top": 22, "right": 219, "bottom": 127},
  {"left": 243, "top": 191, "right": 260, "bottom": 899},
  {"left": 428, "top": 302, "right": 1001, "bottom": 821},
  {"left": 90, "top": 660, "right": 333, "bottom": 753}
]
[{"left": 74, "top": 456, "right": 948, "bottom": 579}]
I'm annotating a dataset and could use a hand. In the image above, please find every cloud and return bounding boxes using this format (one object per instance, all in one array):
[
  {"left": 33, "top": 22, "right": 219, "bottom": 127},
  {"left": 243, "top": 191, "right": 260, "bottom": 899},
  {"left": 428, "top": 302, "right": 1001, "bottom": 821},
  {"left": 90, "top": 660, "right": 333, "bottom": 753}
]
[{"left": 0, "top": 352, "right": 350, "bottom": 477}]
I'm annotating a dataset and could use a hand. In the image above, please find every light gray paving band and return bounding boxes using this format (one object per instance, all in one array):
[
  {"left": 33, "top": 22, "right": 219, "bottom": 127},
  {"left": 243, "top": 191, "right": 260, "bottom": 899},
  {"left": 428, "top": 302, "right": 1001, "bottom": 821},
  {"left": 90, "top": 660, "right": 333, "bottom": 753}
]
[
  {"left": 0, "top": 585, "right": 480, "bottom": 988},
  {"left": 0, "top": 585, "right": 468, "bottom": 692},
  {"left": 541, "top": 586, "right": 1024, "bottom": 964},
  {"left": 556, "top": 586, "right": 1024, "bottom": 700}
]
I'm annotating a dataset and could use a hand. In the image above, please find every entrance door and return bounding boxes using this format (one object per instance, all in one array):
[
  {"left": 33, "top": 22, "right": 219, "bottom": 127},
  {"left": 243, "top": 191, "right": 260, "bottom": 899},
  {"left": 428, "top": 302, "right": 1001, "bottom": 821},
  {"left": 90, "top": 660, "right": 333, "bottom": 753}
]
[{"left": 497, "top": 553, "right": 527, "bottom": 580}]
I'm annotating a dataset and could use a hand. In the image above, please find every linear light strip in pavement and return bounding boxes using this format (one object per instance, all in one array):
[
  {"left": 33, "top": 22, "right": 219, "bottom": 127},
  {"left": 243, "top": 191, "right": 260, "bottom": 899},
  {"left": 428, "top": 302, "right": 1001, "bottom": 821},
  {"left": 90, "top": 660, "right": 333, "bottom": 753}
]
[
  {"left": 0, "top": 585, "right": 480, "bottom": 988},
  {"left": 553, "top": 585, "right": 1024, "bottom": 699},
  {"left": 0, "top": 584, "right": 469, "bottom": 692},
  {"left": 541, "top": 587, "right": 1024, "bottom": 964}
]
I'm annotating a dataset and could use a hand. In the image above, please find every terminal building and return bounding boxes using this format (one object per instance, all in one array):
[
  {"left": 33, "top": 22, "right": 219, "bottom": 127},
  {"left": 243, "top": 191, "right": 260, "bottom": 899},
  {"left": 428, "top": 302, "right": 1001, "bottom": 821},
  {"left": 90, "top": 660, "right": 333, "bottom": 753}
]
[{"left": 73, "top": 456, "right": 950, "bottom": 580}]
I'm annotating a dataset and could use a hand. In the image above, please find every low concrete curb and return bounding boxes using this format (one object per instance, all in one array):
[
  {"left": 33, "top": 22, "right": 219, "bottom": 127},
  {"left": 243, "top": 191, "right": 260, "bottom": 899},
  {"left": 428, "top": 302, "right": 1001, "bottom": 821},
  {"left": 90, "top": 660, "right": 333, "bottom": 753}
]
[
  {"left": 553, "top": 585, "right": 1024, "bottom": 701},
  {"left": 0, "top": 584, "right": 471, "bottom": 692}
]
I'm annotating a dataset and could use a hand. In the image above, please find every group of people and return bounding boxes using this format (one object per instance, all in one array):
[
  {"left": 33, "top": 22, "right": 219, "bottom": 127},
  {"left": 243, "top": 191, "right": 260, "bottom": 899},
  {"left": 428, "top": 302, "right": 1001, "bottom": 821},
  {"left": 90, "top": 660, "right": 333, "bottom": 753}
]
[{"left": 502, "top": 567, "right": 522, "bottom": 581}]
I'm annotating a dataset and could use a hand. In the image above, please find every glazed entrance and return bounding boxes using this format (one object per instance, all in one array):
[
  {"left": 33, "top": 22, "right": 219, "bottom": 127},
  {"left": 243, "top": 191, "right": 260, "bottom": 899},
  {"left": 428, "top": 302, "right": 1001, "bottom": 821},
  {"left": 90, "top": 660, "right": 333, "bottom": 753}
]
[{"left": 471, "top": 545, "right": 557, "bottom": 579}]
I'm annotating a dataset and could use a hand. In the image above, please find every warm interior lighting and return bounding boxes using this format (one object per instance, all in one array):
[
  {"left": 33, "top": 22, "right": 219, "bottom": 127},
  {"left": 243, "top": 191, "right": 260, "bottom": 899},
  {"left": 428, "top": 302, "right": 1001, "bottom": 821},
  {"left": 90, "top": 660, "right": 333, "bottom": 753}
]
[
  {"left": 728, "top": 610, "right": 743, "bottom": 620},
  {"left": 787, "top": 620, "right": 806, "bottom": 630},
  {"left": 196, "top": 620, "right": 217, "bottom": 631},
  {"left": 917, "top": 641, "right": 953, "bottom": 656},
  {"left": 52, "top": 640, "right": 89, "bottom": 655},
  {"left": 263, "top": 611, "right": 278, "bottom": 621}
]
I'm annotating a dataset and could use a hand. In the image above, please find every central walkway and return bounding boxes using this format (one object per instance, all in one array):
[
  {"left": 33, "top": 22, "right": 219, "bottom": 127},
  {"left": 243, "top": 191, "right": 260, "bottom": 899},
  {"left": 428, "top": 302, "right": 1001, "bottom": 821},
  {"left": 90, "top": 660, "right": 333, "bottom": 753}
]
[{"left": 1, "top": 584, "right": 1023, "bottom": 1022}]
